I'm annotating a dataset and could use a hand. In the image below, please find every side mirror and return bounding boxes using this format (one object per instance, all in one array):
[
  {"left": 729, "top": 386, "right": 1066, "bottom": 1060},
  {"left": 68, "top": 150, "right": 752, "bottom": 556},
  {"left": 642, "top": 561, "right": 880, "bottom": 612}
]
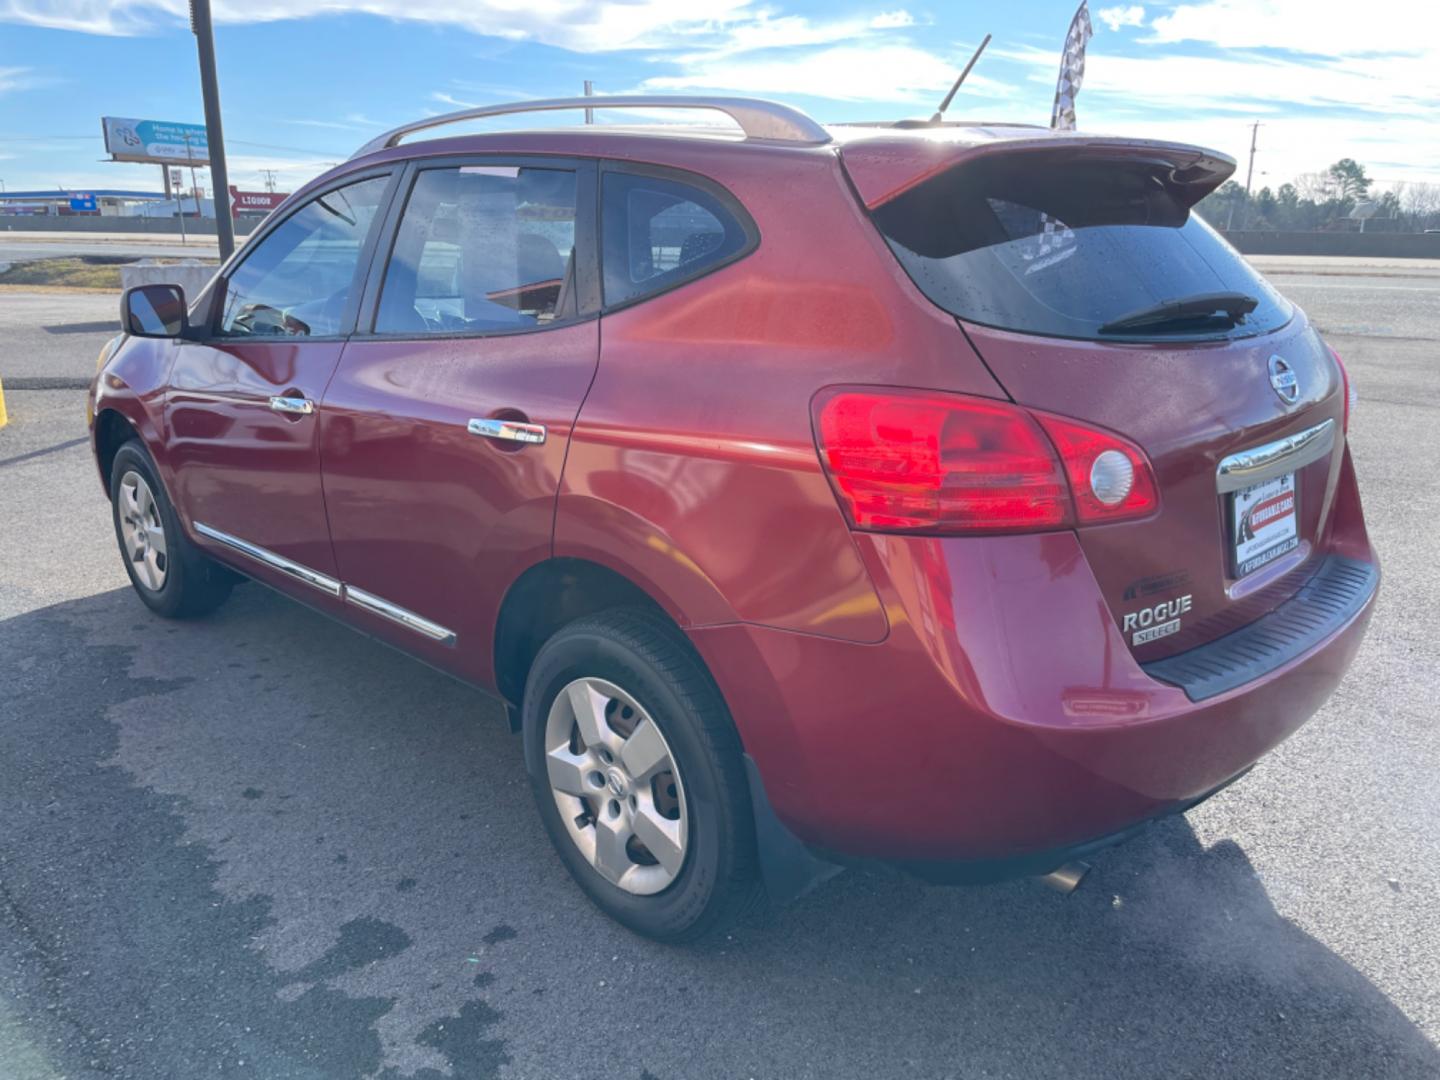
[{"left": 121, "top": 283, "right": 189, "bottom": 338}]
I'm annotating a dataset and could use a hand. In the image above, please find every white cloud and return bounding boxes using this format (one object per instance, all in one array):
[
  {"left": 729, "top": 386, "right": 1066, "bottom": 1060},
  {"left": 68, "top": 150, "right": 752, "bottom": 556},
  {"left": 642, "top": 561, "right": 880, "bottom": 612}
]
[
  {"left": 0, "top": 64, "right": 38, "bottom": 93},
  {"left": 869, "top": 10, "right": 914, "bottom": 29},
  {"left": 1148, "top": 0, "right": 1440, "bottom": 57},
  {"left": 1096, "top": 5, "right": 1144, "bottom": 32},
  {"left": 0, "top": 0, "right": 750, "bottom": 50},
  {"left": 644, "top": 43, "right": 1014, "bottom": 104}
]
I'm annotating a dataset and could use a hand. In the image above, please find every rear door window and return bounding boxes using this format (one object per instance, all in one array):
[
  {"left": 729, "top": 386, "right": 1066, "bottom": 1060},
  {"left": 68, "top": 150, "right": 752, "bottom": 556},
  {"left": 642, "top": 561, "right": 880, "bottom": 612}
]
[
  {"left": 375, "top": 164, "right": 580, "bottom": 335},
  {"left": 872, "top": 155, "right": 1292, "bottom": 342},
  {"left": 601, "top": 170, "right": 753, "bottom": 307}
]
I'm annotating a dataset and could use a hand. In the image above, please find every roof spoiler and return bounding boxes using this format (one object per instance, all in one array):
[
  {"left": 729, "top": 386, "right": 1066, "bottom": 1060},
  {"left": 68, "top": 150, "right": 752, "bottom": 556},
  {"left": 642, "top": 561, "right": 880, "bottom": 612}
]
[{"left": 842, "top": 132, "right": 1236, "bottom": 210}]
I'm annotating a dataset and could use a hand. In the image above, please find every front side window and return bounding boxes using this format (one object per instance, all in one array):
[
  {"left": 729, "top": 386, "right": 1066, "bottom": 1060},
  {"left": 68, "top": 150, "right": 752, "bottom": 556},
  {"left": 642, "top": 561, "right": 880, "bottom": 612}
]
[
  {"left": 375, "top": 165, "right": 578, "bottom": 335},
  {"left": 218, "top": 174, "right": 390, "bottom": 337},
  {"left": 601, "top": 171, "right": 750, "bottom": 307}
]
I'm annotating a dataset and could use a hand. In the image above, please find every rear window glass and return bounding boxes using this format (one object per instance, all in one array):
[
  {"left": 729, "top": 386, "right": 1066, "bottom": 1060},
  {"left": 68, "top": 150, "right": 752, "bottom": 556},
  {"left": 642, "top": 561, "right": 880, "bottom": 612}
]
[
  {"left": 872, "top": 155, "right": 1292, "bottom": 342},
  {"left": 602, "top": 171, "right": 751, "bottom": 307}
]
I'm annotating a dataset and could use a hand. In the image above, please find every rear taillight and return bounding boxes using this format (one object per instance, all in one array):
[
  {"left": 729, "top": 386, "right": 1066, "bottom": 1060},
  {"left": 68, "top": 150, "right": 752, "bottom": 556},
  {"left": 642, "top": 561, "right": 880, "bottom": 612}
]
[
  {"left": 1034, "top": 413, "right": 1158, "bottom": 525},
  {"left": 1330, "top": 346, "right": 1355, "bottom": 433},
  {"left": 813, "top": 388, "right": 1158, "bottom": 535}
]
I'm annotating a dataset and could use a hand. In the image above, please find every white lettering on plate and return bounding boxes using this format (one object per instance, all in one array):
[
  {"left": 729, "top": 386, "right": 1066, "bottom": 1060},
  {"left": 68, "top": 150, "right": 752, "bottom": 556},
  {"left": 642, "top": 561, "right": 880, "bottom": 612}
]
[{"left": 1133, "top": 618, "right": 1181, "bottom": 645}]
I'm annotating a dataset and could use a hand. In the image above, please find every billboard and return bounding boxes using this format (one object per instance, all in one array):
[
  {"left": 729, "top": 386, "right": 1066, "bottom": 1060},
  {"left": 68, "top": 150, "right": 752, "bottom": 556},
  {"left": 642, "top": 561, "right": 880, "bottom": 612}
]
[
  {"left": 229, "top": 187, "right": 289, "bottom": 215},
  {"left": 101, "top": 117, "right": 209, "bottom": 165}
]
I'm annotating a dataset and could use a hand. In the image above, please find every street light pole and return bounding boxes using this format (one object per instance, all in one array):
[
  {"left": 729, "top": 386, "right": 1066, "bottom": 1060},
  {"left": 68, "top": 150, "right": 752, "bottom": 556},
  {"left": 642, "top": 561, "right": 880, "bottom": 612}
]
[{"left": 190, "top": 0, "right": 235, "bottom": 260}]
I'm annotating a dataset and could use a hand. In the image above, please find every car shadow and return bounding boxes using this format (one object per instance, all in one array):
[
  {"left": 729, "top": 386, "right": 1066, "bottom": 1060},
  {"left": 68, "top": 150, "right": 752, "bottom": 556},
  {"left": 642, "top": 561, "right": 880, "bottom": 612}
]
[{"left": 2, "top": 583, "right": 1435, "bottom": 1080}]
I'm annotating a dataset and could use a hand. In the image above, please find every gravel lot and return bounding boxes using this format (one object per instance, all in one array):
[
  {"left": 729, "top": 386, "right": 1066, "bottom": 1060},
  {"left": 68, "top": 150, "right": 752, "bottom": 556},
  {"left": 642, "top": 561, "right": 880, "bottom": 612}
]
[{"left": 1, "top": 257, "right": 1437, "bottom": 1079}]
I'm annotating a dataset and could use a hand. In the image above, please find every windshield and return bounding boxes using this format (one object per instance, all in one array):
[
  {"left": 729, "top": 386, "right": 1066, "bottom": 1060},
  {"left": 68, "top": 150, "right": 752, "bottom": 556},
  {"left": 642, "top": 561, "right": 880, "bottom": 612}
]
[{"left": 872, "top": 154, "right": 1292, "bottom": 342}]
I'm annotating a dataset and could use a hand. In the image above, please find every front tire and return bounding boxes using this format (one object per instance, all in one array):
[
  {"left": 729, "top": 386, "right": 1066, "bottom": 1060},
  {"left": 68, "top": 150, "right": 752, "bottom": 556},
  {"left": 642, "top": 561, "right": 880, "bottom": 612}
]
[
  {"left": 522, "top": 609, "right": 762, "bottom": 942},
  {"left": 110, "top": 440, "right": 233, "bottom": 618}
]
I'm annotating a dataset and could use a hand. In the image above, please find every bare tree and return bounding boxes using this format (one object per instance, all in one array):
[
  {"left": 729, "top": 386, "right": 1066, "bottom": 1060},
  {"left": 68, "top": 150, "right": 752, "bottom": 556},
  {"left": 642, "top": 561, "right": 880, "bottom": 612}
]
[
  {"left": 1401, "top": 182, "right": 1440, "bottom": 226},
  {"left": 1292, "top": 172, "right": 1330, "bottom": 203}
]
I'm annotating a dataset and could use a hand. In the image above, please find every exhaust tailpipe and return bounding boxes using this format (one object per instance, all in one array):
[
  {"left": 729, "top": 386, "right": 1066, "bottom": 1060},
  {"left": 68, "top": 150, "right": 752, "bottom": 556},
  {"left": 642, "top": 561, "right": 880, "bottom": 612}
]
[{"left": 1038, "top": 861, "right": 1090, "bottom": 894}]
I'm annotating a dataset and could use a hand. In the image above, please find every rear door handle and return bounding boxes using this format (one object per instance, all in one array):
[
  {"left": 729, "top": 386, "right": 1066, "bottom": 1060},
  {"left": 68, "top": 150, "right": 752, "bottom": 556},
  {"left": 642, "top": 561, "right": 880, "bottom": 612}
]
[
  {"left": 467, "top": 417, "right": 546, "bottom": 445},
  {"left": 269, "top": 395, "right": 315, "bottom": 416}
]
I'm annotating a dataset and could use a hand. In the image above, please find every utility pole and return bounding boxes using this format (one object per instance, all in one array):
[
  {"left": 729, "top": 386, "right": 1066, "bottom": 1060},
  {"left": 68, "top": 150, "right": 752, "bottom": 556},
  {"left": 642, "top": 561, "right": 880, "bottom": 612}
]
[
  {"left": 1243, "top": 121, "right": 1261, "bottom": 198},
  {"left": 259, "top": 168, "right": 277, "bottom": 193},
  {"left": 1226, "top": 121, "right": 1262, "bottom": 232},
  {"left": 190, "top": 0, "right": 235, "bottom": 260}
]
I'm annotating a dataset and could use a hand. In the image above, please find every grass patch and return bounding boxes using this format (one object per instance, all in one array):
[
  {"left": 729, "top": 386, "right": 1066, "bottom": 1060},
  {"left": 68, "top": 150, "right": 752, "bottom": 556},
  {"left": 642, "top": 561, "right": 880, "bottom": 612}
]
[
  {"left": 0, "top": 257, "right": 124, "bottom": 290},
  {"left": 0, "top": 255, "right": 214, "bottom": 291}
]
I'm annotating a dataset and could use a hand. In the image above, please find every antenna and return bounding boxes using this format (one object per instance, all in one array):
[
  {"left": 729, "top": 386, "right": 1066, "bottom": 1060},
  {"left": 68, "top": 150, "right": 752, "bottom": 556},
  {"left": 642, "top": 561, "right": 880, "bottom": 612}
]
[{"left": 931, "top": 34, "right": 992, "bottom": 122}]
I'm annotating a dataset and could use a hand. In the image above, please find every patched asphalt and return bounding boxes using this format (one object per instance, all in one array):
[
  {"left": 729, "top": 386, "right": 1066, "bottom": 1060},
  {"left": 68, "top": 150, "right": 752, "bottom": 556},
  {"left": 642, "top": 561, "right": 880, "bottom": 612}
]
[{"left": 1, "top": 259, "right": 1437, "bottom": 1079}]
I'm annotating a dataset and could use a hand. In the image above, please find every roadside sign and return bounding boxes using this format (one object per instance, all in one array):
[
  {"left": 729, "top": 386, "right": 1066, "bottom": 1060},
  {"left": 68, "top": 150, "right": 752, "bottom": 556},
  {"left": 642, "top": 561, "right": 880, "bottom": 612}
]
[
  {"left": 170, "top": 168, "right": 184, "bottom": 187},
  {"left": 68, "top": 192, "right": 98, "bottom": 212},
  {"left": 229, "top": 187, "right": 288, "bottom": 215},
  {"left": 101, "top": 117, "right": 209, "bottom": 165}
]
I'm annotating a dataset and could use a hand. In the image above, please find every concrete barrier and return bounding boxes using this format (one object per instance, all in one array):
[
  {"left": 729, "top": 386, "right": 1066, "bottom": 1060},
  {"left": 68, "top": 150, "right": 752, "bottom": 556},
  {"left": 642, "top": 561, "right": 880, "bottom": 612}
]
[
  {"left": 0, "top": 216, "right": 264, "bottom": 236},
  {"left": 119, "top": 259, "right": 217, "bottom": 300},
  {"left": 1221, "top": 231, "right": 1440, "bottom": 259}
]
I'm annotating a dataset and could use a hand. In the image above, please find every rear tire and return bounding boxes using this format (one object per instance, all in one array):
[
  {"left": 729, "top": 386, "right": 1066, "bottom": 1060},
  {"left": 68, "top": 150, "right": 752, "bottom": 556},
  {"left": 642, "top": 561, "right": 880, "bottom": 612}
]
[
  {"left": 522, "top": 608, "right": 762, "bottom": 942},
  {"left": 110, "top": 440, "right": 234, "bottom": 618}
]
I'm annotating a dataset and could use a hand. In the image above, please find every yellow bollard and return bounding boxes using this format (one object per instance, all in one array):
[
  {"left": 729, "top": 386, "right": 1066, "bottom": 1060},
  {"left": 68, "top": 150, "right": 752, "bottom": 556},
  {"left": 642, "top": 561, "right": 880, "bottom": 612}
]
[{"left": 0, "top": 375, "right": 8, "bottom": 429}]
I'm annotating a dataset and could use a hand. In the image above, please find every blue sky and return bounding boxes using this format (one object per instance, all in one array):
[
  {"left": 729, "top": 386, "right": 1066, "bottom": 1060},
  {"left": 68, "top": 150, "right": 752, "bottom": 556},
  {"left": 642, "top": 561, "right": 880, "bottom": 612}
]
[{"left": 1, "top": 0, "right": 1436, "bottom": 197}]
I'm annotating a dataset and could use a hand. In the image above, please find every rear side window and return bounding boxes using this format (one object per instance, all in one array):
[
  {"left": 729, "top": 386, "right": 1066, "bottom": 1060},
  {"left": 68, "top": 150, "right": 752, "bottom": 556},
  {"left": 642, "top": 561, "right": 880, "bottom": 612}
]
[
  {"left": 872, "top": 155, "right": 1292, "bottom": 342},
  {"left": 602, "top": 171, "right": 751, "bottom": 307},
  {"left": 376, "top": 165, "right": 579, "bottom": 335}
]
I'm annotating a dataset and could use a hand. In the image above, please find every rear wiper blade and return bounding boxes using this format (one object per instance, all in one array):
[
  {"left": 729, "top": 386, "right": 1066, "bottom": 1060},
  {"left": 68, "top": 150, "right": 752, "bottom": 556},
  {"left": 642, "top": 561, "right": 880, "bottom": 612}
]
[{"left": 1098, "top": 292, "right": 1259, "bottom": 334}]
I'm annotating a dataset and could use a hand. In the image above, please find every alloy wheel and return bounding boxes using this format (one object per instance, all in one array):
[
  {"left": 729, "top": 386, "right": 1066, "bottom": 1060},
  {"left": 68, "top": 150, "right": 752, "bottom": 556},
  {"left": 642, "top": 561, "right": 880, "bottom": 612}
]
[
  {"left": 118, "top": 470, "right": 168, "bottom": 591},
  {"left": 543, "top": 677, "right": 689, "bottom": 896}
]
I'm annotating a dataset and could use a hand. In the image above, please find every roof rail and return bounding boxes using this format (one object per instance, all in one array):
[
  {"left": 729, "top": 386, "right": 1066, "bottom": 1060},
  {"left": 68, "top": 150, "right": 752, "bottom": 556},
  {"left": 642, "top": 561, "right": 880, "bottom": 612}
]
[{"left": 351, "top": 95, "right": 832, "bottom": 158}]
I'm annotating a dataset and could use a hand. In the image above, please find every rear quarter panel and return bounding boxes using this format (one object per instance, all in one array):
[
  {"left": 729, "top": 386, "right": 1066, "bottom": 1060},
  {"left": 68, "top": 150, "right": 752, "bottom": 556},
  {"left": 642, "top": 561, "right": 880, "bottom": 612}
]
[{"left": 555, "top": 146, "right": 1007, "bottom": 641}]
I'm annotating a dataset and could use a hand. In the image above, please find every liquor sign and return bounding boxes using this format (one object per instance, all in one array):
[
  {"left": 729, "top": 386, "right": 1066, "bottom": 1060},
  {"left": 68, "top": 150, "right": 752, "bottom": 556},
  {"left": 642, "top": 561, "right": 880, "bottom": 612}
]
[
  {"left": 229, "top": 187, "right": 289, "bottom": 215},
  {"left": 101, "top": 117, "right": 209, "bottom": 165}
]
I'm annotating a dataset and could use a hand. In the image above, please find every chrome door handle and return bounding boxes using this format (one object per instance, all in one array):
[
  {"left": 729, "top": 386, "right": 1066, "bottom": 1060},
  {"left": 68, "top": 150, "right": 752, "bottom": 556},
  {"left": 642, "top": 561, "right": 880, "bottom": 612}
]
[
  {"left": 268, "top": 395, "right": 315, "bottom": 415},
  {"left": 467, "top": 417, "right": 546, "bottom": 445}
]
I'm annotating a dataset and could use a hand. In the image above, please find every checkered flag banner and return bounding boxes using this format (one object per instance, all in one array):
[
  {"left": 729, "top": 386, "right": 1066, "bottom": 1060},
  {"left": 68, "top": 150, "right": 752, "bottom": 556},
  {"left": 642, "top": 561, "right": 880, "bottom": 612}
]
[
  {"left": 1050, "top": 1, "right": 1093, "bottom": 131},
  {"left": 1027, "top": 0, "right": 1093, "bottom": 271}
]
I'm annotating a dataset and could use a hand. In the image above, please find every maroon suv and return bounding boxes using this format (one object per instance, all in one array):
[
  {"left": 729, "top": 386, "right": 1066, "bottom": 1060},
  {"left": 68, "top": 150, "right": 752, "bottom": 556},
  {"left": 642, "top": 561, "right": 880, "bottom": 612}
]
[{"left": 90, "top": 96, "right": 1378, "bottom": 941}]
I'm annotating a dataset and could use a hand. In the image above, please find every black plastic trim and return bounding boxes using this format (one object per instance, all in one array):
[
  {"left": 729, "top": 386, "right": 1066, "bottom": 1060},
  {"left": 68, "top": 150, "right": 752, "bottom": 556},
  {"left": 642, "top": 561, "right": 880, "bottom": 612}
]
[{"left": 1144, "top": 554, "right": 1378, "bottom": 702}]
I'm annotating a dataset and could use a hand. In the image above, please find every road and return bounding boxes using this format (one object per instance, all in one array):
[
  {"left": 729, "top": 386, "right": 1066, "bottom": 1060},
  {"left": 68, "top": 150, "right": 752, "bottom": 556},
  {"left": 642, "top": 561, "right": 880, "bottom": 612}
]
[{"left": 1, "top": 258, "right": 1437, "bottom": 1079}]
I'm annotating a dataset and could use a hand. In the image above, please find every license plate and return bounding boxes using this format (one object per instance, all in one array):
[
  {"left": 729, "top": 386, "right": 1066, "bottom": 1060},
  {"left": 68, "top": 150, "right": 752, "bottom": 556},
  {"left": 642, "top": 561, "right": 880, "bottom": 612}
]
[{"left": 1230, "top": 472, "right": 1298, "bottom": 578}]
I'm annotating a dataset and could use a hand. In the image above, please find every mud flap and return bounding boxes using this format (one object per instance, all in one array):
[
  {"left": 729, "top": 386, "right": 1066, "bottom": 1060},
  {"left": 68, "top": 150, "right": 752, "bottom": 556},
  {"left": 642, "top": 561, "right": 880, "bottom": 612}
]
[{"left": 744, "top": 754, "right": 844, "bottom": 907}]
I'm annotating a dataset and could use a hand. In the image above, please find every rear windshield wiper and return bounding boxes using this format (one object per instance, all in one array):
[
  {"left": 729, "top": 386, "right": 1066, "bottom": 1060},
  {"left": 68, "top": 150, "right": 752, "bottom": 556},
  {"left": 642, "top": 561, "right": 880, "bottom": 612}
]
[{"left": 1098, "top": 292, "right": 1259, "bottom": 335}]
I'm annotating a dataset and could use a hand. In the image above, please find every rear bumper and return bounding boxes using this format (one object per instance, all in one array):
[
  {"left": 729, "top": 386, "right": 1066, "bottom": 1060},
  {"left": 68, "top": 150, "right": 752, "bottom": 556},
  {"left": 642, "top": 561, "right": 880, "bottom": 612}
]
[{"left": 689, "top": 493, "right": 1376, "bottom": 868}]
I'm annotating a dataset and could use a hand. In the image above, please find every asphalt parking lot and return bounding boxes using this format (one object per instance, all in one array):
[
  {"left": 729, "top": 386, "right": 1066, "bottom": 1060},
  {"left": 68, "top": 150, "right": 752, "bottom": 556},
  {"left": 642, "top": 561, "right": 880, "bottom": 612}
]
[{"left": 1, "top": 256, "right": 1438, "bottom": 1079}]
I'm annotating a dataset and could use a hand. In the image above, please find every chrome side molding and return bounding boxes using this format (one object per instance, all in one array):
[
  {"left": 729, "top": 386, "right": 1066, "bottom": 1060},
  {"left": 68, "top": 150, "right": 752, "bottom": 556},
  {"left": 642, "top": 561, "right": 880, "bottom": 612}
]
[
  {"left": 194, "top": 522, "right": 342, "bottom": 596},
  {"left": 343, "top": 586, "right": 457, "bottom": 646},
  {"left": 1216, "top": 419, "right": 1336, "bottom": 493},
  {"left": 192, "top": 522, "right": 456, "bottom": 646}
]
